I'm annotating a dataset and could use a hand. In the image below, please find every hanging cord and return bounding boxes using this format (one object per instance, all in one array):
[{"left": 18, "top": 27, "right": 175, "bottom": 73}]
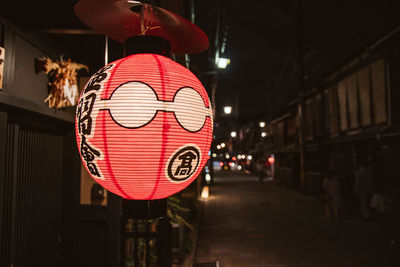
[
  {"left": 104, "top": 36, "right": 109, "bottom": 65},
  {"left": 139, "top": 4, "right": 162, "bottom": 36}
]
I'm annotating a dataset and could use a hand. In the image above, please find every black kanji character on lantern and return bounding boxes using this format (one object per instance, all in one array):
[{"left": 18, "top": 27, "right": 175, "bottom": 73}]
[
  {"left": 168, "top": 146, "right": 201, "bottom": 182},
  {"left": 174, "top": 151, "right": 197, "bottom": 176}
]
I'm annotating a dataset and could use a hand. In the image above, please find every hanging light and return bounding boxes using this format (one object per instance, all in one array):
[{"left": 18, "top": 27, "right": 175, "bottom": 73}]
[{"left": 76, "top": 54, "right": 213, "bottom": 200}]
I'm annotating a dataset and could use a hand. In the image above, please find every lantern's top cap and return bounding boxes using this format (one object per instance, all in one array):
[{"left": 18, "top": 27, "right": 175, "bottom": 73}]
[{"left": 74, "top": 0, "right": 209, "bottom": 54}]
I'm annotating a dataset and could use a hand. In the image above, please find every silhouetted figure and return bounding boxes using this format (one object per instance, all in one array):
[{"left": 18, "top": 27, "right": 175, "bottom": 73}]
[
  {"left": 256, "top": 160, "right": 266, "bottom": 183},
  {"left": 355, "top": 160, "right": 375, "bottom": 220},
  {"left": 322, "top": 173, "right": 341, "bottom": 219}
]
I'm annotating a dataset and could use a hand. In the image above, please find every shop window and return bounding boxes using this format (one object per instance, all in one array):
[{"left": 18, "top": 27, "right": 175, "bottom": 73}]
[
  {"left": 337, "top": 80, "right": 348, "bottom": 131},
  {"left": 346, "top": 73, "right": 359, "bottom": 129},
  {"left": 357, "top": 65, "right": 372, "bottom": 126},
  {"left": 371, "top": 59, "right": 387, "bottom": 124}
]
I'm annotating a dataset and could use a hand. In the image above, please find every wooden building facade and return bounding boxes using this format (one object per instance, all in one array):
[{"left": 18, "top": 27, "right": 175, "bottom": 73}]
[{"left": 269, "top": 30, "right": 400, "bottom": 214}]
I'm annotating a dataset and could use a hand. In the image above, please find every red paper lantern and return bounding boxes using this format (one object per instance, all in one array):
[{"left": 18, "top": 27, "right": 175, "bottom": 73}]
[{"left": 76, "top": 54, "right": 213, "bottom": 199}]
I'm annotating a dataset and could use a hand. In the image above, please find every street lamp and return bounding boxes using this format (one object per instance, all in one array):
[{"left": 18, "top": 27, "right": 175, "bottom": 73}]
[
  {"left": 259, "top": 121, "right": 266, "bottom": 128},
  {"left": 230, "top": 131, "right": 237, "bottom": 138},
  {"left": 216, "top": 57, "right": 231, "bottom": 69},
  {"left": 261, "top": 132, "right": 267, "bottom": 138},
  {"left": 223, "top": 106, "right": 232, "bottom": 114}
]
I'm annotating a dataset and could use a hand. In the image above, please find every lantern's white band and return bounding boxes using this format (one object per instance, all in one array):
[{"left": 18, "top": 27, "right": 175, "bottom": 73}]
[{"left": 96, "top": 81, "right": 213, "bottom": 132}]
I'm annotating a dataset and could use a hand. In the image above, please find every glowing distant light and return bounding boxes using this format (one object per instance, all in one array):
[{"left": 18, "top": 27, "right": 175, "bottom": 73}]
[
  {"left": 261, "top": 132, "right": 267, "bottom": 137},
  {"left": 247, "top": 155, "right": 253, "bottom": 160},
  {"left": 217, "top": 145, "right": 221, "bottom": 150},
  {"left": 217, "top": 58, "right": 231, "bottom": 69},
  {"left": 205, "top": 173, "right": 211, "bottom": 182},
  {"left": 238, "top": 165, "right": 242, "bottom": 170},
  {"left": 219, "top": 162, "right": 224, "bottom": 167},
  {"left": 223, "top": 106, "right": 232, "bottom": 114},
  {"left": 221, "top": 143, "right": 226, "bottom": 148},
  {"left": 223, "top": 166, "right": 229, "bottom": 170},
  {"left": 268, "top": 156, "right": 275, "bottom": 164},
  {"left": 201, "top": 186, "right": 209, "bottom": 199},
  {"left": 212, "top": 153, "right": 217, "bottom": 158},
  {"left": 259, "top": 121, "right": 266, "bottom": 128},
  {"left": 232, "top": 156, "right": 237, "bottom": 161},
  {"left": 225, "top": 154, "right": 230, "bottom": 159},
  {"left": 230, "top": 131, "right": 237, "bottom": 138}
]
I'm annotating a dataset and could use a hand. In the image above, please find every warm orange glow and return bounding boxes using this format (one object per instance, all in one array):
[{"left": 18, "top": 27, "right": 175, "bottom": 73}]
[{"left": 201, "top": 186, "right": 209, "bottom": 198}]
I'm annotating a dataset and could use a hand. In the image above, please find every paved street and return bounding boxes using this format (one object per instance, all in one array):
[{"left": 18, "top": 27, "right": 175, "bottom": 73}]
[{"left": 194, "top": 172, "right": 400, "bottom": 267}]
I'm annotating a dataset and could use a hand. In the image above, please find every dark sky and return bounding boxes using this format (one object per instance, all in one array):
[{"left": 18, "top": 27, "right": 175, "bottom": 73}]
[{"left": 194, "top": 0, "right": 400, "bottom": 122}]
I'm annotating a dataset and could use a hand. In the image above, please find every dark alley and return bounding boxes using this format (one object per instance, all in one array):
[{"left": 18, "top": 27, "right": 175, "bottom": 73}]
[{"left": 195, "top": 172, "right": 400, "bottom": 267}]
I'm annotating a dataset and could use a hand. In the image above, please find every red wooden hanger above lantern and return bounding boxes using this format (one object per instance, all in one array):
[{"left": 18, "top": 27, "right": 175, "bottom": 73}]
[{"left": 74, "top": 0, "right": 209, "bottom": 54}]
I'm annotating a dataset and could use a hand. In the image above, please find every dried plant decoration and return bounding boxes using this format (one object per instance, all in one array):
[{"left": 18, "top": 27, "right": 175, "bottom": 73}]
[{"left": 35, "top": 56, "right": 89, "bottom": 109}]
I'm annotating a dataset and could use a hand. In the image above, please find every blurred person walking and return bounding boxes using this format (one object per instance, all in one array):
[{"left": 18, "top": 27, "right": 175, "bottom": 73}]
[
  {"left": 354, "top": 159, "right": 375, "bottom": 220},
  {"left": 256, "top": 159, "right": 266, "bottom": 183},
  {"left": 322, "top": 171, "right": 341, "bottom": 219}
]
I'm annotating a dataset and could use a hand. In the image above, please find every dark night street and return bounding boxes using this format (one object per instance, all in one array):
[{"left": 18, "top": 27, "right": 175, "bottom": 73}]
[
  {"left": 195, "top": 172, "right": 400, "bottom": 267},
  {"left": 2, "top": 1, "right": 400, "bottom": 266}
]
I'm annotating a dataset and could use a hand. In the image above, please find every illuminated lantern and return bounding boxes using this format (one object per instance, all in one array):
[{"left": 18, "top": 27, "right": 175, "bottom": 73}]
[{"left": 76, "top": 54, "right": 213, "bottom": 200}]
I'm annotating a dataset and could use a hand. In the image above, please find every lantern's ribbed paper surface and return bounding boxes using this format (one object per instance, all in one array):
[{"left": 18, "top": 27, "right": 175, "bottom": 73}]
[{"left": 76, "top": 54, "right": 213, "bottom": 199}]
